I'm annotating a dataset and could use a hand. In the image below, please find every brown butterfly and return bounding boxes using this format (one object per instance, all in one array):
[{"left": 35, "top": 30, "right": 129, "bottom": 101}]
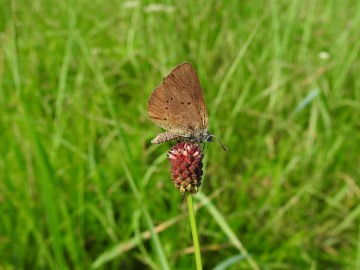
[{"left": 148, "top": 62, "right": 227, "bottom": 150}]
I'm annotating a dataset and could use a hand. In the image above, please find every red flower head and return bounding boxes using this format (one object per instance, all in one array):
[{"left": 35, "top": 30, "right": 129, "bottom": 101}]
[{"left": 167, "top": 142, "right": 204, "bottom": 194}]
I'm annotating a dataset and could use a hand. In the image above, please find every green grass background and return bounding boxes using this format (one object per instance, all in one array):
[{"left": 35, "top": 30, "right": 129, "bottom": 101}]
[{"left": 1, "top": 0, "right": 360, "bottom": 269}]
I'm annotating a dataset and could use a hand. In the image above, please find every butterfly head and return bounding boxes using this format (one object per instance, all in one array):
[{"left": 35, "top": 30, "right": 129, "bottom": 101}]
[
  {"left": 191, "top": 131, "right": 227, "bottom": 151},
  {"left": 204, "top": 131, "right": 214, "bottom": 142}
]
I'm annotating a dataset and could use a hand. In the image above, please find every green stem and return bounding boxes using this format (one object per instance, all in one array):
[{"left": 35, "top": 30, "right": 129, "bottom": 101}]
[{"left": 187, "top": 194, "right": 203, "bottom": 270}]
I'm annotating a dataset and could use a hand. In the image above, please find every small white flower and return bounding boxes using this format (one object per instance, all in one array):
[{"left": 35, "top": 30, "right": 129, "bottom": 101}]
[
  {"left": 319, "top": 51, "right": 330, "bottom": 60},
  {"left": 123, "top": 1, "right": 140, "bottom": 9},
  {"left": 144, "top": 4, "right": 175, "bottom": 13}
]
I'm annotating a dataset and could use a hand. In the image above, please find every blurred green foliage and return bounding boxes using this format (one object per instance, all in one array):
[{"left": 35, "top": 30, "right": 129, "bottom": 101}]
[{"left": 1, "top": 0, "right": 359, "bottom": 269}]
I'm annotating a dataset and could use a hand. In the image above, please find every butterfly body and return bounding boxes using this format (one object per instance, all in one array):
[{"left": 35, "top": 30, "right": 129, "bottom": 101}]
[{"left": 151, "top": 130, "right": 214, "bottom": 144}]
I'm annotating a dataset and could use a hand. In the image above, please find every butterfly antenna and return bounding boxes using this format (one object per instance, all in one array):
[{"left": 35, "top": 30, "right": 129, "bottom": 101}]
[{"left": 211, "top": 135, "right": 228, "bottom": 151}]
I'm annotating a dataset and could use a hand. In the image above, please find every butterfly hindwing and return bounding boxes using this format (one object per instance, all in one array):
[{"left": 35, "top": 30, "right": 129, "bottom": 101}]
[{"left": 148, "top": 62, "right": 208, "bottom": 137}]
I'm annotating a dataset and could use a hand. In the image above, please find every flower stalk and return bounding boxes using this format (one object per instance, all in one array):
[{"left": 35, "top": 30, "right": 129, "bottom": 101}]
[{"left": 187, "top": 193, "right": 203, "bottom": 270}]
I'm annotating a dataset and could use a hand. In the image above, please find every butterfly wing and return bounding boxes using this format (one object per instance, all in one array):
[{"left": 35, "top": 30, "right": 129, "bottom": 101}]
[{"left": 148, "top": 62, "right": 208, "bottom": 137}]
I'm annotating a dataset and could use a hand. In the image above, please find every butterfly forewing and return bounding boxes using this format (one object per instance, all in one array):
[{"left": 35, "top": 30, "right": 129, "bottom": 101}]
[{"left": 148, "top": 62, "right": 208, "bottom": 138}]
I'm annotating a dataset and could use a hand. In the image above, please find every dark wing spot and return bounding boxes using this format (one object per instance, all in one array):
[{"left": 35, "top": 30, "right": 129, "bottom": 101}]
[
  {"left": 187, "top": 102, "right": 191, "bottom": 105},
  {"left": 170, "top": 97, "right": 174, "bottom": 101},
  {"left": 166, "top": 100, "right": 169, "bottom": 104},
  {"left": 165, "top": 106, "right": 168, "bottom": 110},
  {"left": 163, "top": 117, "right": 167, "bottom": 121},
  {"left": 181, "top": 102, "right": 184, "bottom": 105},
  {"left": 166, "top": 113, "right": 169, "bottom": 116}
]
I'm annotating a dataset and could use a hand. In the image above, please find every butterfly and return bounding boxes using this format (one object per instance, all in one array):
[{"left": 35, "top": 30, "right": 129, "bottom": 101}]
[{"left": 148, "top": 62, "right": 227, "bottom": 150}]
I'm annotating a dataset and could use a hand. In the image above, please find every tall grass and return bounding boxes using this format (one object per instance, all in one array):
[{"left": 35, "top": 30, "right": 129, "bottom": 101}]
[{"left": 1, "top": 0, "right": 359, "bottom": 269}]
